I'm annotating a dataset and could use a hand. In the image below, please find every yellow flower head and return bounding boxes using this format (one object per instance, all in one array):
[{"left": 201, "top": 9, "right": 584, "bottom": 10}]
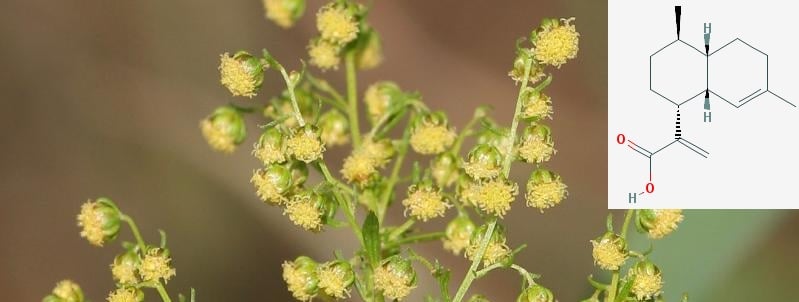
[
  {"left": 111, "top": 251, "right": 140, "bottom": 285},
  {"left": 316, "top": 3, "right": 359, "bottom": 45},
  {"left": 308, "top": 39, "right": 342, "bottom": 70},
  {"left": 139, "top": 248, "right": 176, "bottom": 283},
  {"left": 521, "top": 89, "right": 553, "bottom": 120},
  {"left": 629, "top": 261, "right": 663, "bottom": 300},
  {"left": 374, "top": 256, "right": 416, "bottom": 301},
  {"left": 77, "top": 198, "right": 120, "bottom": 247},
  {"left": 263, "top": 0, "right": 305, "bottom": 28},
  {"left": 443, "top": 215, "right": 476, "bottom": 255},
  {"left": 364, "top": 82, "right": 400, "bottom": 124},
  {"left": 356, "top": 30, "right": 383, "bottom": 69},
  {"left": 201, "top": 106, "right": 246, "bottom": 154},
  {"left": 410, "top": 112, "right": 456, "bottom": 155},
  {"left": 590, "top": 232, "right": 628, "bottom": 271},
  {"left": 341, "top": 151, "right": 379, "bottom": 186},
  {"left": 525, "top": 169, "right": 567, "bottom": 212},
  {"left": 463, "top": 144, "right": 503, "bottom": 180},
  {"left": 517, "top": 124, "right": 555, "bottom": 164},
  {"left": 283, "top": 256, "right": 319, "bottom": 301},
  {"left": 251, "top": 165, "right": 292, "bottom": 204},
  {"left": 287, "top": 126, "right": 325, "bottom": 163},
  {"left": 106, "top": 288, "right": 143, "bottom": 302},
  {"left": 638, "top": 209, "right": 684, "bottom": 239},
  {"left": 471, "top": 178, "right": 518, "bottom": 217},
  {"left": 252, "top": 127, "right": 286, "bottom": 165},
  {"left": 319, "top": 110, "right": 350, "bottom": 146},
  {"left": 534, "top": 18, "right": 579, "bottom": 68},
  {"left": 47, "top": 280, "right": 84, "bottom": 302},
  {"left": 219, "top": 52, "right": 264, "bottom": 97},
  {"left": 284, "top": 192, "right": 325, "bottom": 232},
  {"left": 317, "top": 261, "right": 355, "bottom": 299},
  {"left": 466, "top": 224, "right": 510, "bottom": 266},
  {"left": 402, "top": 185, "right": 450, "bottom": 221}
]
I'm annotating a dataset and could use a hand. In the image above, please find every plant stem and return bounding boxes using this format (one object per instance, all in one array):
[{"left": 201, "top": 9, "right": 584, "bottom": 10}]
[
  {"left": 345, "top": 51, "right": 361, "bottom": 147},
  {"left": 319, "top": 161, "right": 364, "bottom": 243},
  {"left": 278, "top": 66, "right": 305, "bottom": 127},
  {"left": 121, "top": 214, "right": 146, "bottom": 251},
  {"left": 452, "top": 114, "right": 482, "bottom": 155},
  {"left": 155, "top": 282, "right": 173, "bottom": 302},
  {"left": 384, "top": 232, "right": 445, "bottom": 250},
  {"left": 606, "top": 209, "right": 634, "bottom": 302},
  {"left": 452, "top": 56, "right": 534, "bottom": 302},
  {"left": 377, "top": 113, "right": 414, "bottom": 221}
]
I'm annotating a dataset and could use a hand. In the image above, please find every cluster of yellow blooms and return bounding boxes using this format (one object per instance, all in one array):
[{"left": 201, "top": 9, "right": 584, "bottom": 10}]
[{"left": 46, "top": 198, "right": 185, "bottom": 302}]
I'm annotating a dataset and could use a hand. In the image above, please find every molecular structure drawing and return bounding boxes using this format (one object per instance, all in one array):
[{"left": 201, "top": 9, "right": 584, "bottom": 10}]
[{"left": 615, "top": 6, "right": 795, "bottom": 204}]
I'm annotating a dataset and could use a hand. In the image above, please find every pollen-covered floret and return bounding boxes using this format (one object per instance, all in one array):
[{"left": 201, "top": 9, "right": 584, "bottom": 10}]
[
  {"left": 364, "top": 82, "right": 400, "bottom": 124},
  {"left": 470, "top": 178, "right": 518, "bottom": 217},
  {"left": 263, "top": 0, "right": 304, "bottom": 28},
  {"left": 200, "top": 106, "right": 246, "bottom": 154},
  {"left": 517, "top": 124, "right": 555, "bottom": 164},
  {"left": 341, "top": 151, "right": 379, "bottom": 186},
  {"left": 410, "top": 112, "right": 456, "bottom": 155},
  {"left": 106, "top": 288, "right": 143, "bottom": 302},
  {"left": 463, "top": 144, "right": 502, "bottom": 180},
  {"left": 525, "top": 169, "right": 567, "bottom": 212},
  {"left": 465, "top": 224, "right": 511, "bottom": 266},
  {"left": 402, "top": 185, "right": 450, "bottom": 221},
  {"left": 111, "top": 251, "right": 139, "bottom": 285},
  {"left": 644, "top": 209, "right": 684, "bottom": 239},
  {"left": 252, "top": 127, "right": 286, "bottom": 165},
  {"left": 283, "top": 256, "right": 319, "bottom": 301},
  {"left": 374, "top": 257, "right": 416, "bottom": 301},
  {"left": 356, "top": 30, "right": 383, "bottom": 69},
  {"left": 47, "top": 279, "right": 84, "bottom": 302},
  {"left": 316, "top": 3, "right": 359, "bottom": 45},
  {"left": 284, "top": 193, "right": 324, "bottom": 232},
  {"left": 308, "top": 39, "right": 342, "bottom": 70},
  {"left": 219, "top": 52, "right": 263, "bottom": 97},
  {"left": 139, "top": 248, "right": 176, "bottom": 283},
  {"left": 286, "top": 126, "right": 325, "bottom": 163},
  {"left": 317, "top": 261, "right": 354, "bottom": 299},
  {"left": 591, "top": 232, "right": 628, "bottom": 270},
  {"left": 509, "top": 55, "right": 546, "bottom": 85},
  {"left": 534, "top": 18, "right": 579, "bottom": 68},
  {"left": 77, "top": 198, "right": 120, "bottom": 247},
  {"left": 251, "top": 165, "right": 292, "bottom": 204},
  {"left": 629, "top": 261, "right": 663, "bottom": 300},
  {"left": 521, "top": 90, "right": 553, "bottom": 120}
]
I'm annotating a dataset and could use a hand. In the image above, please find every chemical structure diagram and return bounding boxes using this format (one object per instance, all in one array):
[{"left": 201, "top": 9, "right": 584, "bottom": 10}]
[{"left": 615, "top": 6, "right": 795, "bottom": 204}]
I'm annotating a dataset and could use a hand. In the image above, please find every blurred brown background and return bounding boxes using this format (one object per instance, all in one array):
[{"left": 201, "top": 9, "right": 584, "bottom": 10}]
[{"left": 1, "top": 0, "right": 797, "bottom": 301}]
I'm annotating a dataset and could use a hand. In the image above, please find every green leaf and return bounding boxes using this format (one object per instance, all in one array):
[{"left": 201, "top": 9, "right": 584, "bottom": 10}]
[
  {"left": 362, "top": 211, "right": 381, "bottom": 268},
  {"left": 615, "top": 278, "right": 633, "bottom": 302}
]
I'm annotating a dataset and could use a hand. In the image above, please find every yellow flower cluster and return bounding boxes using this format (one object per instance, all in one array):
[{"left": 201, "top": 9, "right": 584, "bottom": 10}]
[
  {"left": 139, "top": 248, "right": 176, "bottom": 283},
  {"left": 286, "top": 127, "right": 325, "bottom": 163},
  {"left": 590, "top": 233, "right": 627, "bottom": 270},
  {"left": 106, "top": 288, "right": 142, "bottom": 302},
  {"left": 401, "top": 185, "right": 451, "bottom": 221},
  {"left": 284, "top": 193, "right": 323, "bottom": 232},
  {"left": 341, "top": 138, "right": 393, "bottom": 186},
  {"left": 410, "top": 124, "right": 456, "bottom": 155},
  {"left": 218, "top": 53, "right": 261, "bottom": 97},
  {"left": 534, "top": 18, "right": 579, "bottom": 68},
  {"left": 646, "top": 209, "right": 684, "bottom": 239},
  {"left": 463, "top": 178, "right": 518, "bottom": 217}
]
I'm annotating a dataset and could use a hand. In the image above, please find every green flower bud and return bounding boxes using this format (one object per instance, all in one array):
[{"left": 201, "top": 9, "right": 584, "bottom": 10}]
[
  {"left": 285, "top": 160, "right": 309, "bottom": 188},
  {"left": 466, "top": 223, "right": 511, "bottom": 266},
  {"left": 219, "top": 51, "right": 265, "bottom": 98},
  {"left": 431, "top": 152, "right": 459, "bottom": 188},
  {"left": 443, "top": 215, "right": 476, "bottom": 255},
  {"left": 517, "top": 284, "right": 554, "bottom": 302},
  {"left": 201, "top": 106, "right": 247, "bottom": 154},
  {"left": 283, "top": 256, "right": 320, "bottom": 301},
  {"left": 629, "top": 260, "right": 663, "bottom": 300},
  {"left": 508, "top": 50, "right": 545, "bottom": 85},
  {"left": 318, "top": 110, "right": 350, "bottom": 147},
  {"left": 76, "top": 197, "right": 121, "bottom": 247},
  {"left": 253, "top": 126, "right": 287, "bottom": 165},
  {"left": 463, "top": 144, "right": 503, "bottom": 180},
  {"left": 364, "top": 81, "right": 402, "bottom": 124},
  {"left": 251, "top": 164, "right": 293, "bottom": 204},
  {"left": 43, "top": 280, "right": 84, "bottom": 302},
  {"left": 284, "top": 190, "right": 336, "bottom": 232},
  {"left": 356, "top": 29, "right": 384, "bottom": 70},
  {"left": 317, "top": 260, "right": 355, "bottom": 298},
  {"left": 374, "top": 255, "right": 417, "bottom": 301},
  {"left": 106, "top": 287, "right": 144, "bottom": 302},
  {"left": 521, "top": 88, "right": 553, "bottom": 121},
  {"left": 517, "top": 124, "right": 555, "bottom": 164},
  {"left": 263, "top": 0, "right": 306, "bottom": 28},
  {"left": 635, "top": 209, "right": 684, "bottom": 239}
]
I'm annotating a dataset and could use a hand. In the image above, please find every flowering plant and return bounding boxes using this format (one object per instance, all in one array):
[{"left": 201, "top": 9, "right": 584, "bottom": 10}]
[{"left": 43, "top": 1, "right": 687, "bottom": 302}]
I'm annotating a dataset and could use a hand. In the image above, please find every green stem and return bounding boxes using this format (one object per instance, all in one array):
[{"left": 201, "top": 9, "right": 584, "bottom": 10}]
[
  {"left": 376, "top": 113, "right": 414, "bottom": 221},
  {"left": 120, "top": 214, "right": 146, "bottom": 251},
  {"left": 453, "top": 56, "right": 534, "bottom": 302},
  {"left": 278, "top": 66, "right": 305, "bottom": 127},
  {"left": 155, "top": 282, "right": 173, "bottom": 302},
  {"left": 319, "top": 161, "right": 363, "bottom": 243},
  {"left": 510, "top": 264, "right": 536, "bottom": 286},
  {"left": 606, "top": 209, "right": 634, "bottom": 302},
  {"left": 345, "top": 51, "right": 361, "bottom": 147},
  {"left": 452, "top": 114, "right": 482, "bottom": 155},
  {"left": 384, "top": 232, "right": 445, "bottom": 250}
]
